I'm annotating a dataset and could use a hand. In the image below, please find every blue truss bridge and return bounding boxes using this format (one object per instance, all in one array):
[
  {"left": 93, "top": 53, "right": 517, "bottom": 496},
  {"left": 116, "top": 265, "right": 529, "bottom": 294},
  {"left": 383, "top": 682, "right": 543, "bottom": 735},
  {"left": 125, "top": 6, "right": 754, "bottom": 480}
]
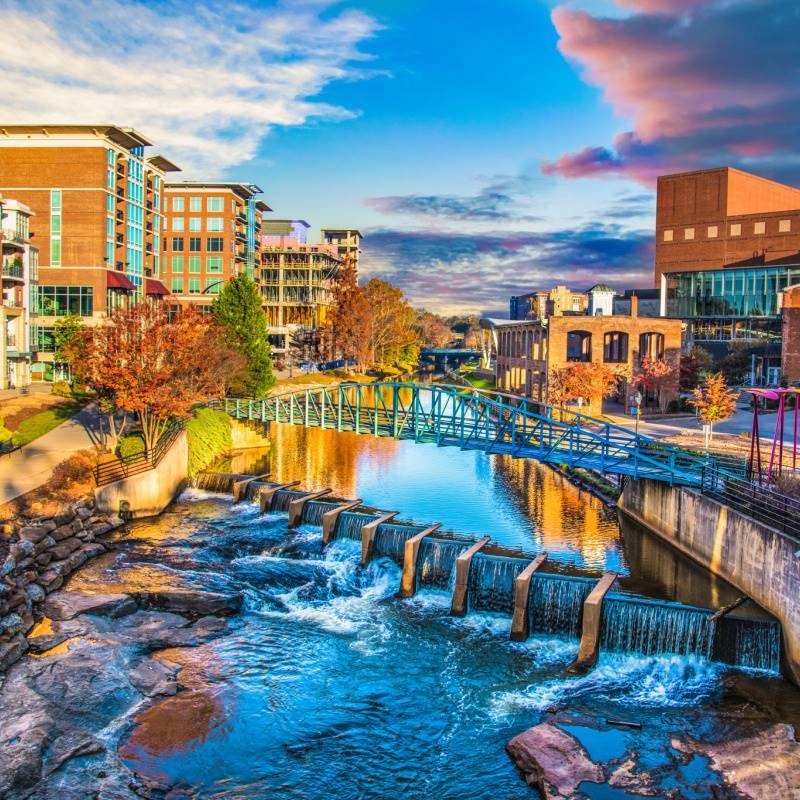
[{"left": 211, "top": 382, "right": 744, "bottom": 487}]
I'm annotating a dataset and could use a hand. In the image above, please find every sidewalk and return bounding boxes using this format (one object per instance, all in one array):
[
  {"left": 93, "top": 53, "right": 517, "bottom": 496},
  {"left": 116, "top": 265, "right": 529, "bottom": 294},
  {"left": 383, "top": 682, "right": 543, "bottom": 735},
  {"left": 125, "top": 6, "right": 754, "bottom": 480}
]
[{"left": 0, "top": 405, "right": 101, "bottom": 505}]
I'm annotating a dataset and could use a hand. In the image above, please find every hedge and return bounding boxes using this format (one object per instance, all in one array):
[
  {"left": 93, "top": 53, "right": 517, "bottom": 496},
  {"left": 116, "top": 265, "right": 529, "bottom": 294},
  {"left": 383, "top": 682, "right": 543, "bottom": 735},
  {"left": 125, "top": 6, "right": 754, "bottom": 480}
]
[{"left": 185, "top": 407, "right": 232, "bottom": 476}]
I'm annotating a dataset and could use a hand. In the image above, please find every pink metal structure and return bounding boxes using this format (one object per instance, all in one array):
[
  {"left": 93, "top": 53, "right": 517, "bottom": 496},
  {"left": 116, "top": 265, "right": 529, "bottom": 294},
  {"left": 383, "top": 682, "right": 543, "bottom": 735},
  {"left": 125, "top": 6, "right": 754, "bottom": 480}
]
[{"left": 745, "top": 388, "right": 800, "bottom": 483}]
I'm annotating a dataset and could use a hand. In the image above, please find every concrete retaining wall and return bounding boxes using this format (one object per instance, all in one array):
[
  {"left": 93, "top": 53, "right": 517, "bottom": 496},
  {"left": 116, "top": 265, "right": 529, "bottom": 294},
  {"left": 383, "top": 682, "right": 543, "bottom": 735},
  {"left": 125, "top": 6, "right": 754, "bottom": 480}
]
[
  {"left": 230, "top": 419, "right": 271, "bottom": 450},
  {"left": 94, "top": 431, "right": 189, "bottom": 519},
  {"left": 619, "top": 478, "right": 800, "bottom": 684}
]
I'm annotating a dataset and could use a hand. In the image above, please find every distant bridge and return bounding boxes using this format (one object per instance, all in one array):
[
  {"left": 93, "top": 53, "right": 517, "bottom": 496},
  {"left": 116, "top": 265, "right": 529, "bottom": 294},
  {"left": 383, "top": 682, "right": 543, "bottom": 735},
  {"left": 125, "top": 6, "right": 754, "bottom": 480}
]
[
  {"left": 419, "top": 348, "right": 481, "bottom": 370},
  {"left": 213, "top": 382, "right": 743, "bottom": 488}
]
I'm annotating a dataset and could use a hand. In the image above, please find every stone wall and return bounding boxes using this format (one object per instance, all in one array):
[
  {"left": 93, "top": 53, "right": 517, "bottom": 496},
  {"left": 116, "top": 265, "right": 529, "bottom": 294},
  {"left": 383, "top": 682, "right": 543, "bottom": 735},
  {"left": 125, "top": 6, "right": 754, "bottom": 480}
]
[
  {"left": 619, "top": 478, "right": 800, "bottom": 684},
  {"left": 0, "top": 500, "right": 124, "bottom": 672},
  {"left": 230, "top": 418, "right": 271, "bottom": 450}
]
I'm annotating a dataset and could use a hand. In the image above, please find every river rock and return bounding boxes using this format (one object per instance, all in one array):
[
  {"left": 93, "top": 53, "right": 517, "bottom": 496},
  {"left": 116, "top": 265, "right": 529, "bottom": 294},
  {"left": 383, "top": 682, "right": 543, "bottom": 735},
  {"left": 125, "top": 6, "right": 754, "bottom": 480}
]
[
  {"left": 27, "top": 617, "right": 90, "bottom": 654},
  {"left": 507, "top": 722, "right": 604, "bottom": 799},
  {"left": 43, "top": 591, "right": 138, "bottom": 621},
  {"left": 128, "top": 657, "right": 179, "bottom": 697},
  {"left": 0, "top": 633, "right": 28, "bottom": 670},
  {"left": 135, "top": 588, "right": 243, "bottom": 617},
  {"left": 18, "top": 524, "right": 54, "bottom": 544},
  {"left": 675, "top": 724, "right": 800, "bottom": 799}
]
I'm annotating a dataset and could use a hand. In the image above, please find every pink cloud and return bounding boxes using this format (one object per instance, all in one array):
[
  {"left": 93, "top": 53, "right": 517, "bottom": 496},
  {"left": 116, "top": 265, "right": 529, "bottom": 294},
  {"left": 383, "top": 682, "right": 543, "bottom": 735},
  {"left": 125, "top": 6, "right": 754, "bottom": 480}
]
[{"left": 545, "top": 1, "right": 800, "bottom": 184}]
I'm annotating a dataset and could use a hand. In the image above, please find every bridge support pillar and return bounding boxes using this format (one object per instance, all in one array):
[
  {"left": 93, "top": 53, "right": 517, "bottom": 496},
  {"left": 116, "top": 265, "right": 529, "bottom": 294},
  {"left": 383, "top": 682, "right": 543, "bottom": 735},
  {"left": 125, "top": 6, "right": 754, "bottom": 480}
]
[
  {"left": 567, "top": 571, "right": 617, "bottom": 674},
  {"left": 321, "top": 499, "right": 363, "bottom": 546},
  {"left": 510, "top": 553, "right": 548, "bottom": 642},
  {"left": 258, "top": 481, "right": 302, "bottom": 514},
  {"left": 232, "top": 473, "right": 271, "bottom": 504},
  {"left": 450, "top": 537, "right": 491, "bottom": 616},
  {"left": 399, "top": 524, "right": 441, "bottom": 598},
  {"left": 288, "top": 488, "right": 332, "bottom": 528},
  {"left": 361, "top": 512, "right": 399, "bottom": 565}
]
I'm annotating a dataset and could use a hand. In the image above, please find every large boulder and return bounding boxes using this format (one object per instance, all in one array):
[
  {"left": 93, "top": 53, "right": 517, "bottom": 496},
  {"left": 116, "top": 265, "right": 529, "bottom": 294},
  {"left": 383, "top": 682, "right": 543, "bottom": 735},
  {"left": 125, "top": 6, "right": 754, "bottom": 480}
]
[
  {"left": 507, "top": 723, "right": 604, "bottom": 799},
  {"left": 43, "top": 591, "right": 138, "bottom": 621},
  {"left": 134, "top": 588, "right": 242, "bottom": 617}
]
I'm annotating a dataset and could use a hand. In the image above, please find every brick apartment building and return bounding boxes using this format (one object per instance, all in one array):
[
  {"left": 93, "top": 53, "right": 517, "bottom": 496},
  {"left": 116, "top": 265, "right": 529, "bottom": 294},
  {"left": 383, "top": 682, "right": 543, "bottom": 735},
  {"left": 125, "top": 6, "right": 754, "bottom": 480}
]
[
  {"left": 510, "top": 285, "right": 588, "bottom": 320},
  {"left": 0, "top": 125, "right": 179, "bottom": 375},
  {"left": 320, "top": 228, "right": 362, "bottom": 272},
  {"left": 162, "top": 182, "right": 270, "bottom": 309},
  {"left": 656, "top": 167, "right": 800, "bottom": 382}
]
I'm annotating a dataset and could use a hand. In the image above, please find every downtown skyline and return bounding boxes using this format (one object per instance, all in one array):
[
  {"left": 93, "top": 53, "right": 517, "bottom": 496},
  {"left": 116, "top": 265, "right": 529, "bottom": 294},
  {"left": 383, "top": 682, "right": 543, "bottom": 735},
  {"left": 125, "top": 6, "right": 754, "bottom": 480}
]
[{"left": 1, "top": 0, "right": 797, "bottom": 315}]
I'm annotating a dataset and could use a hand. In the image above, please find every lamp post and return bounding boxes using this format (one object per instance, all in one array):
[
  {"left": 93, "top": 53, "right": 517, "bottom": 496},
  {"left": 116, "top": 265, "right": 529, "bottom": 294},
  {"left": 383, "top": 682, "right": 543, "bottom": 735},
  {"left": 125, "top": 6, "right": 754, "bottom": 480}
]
[{"left": 634, "top": 390, "right": 643, "bottom": 437}]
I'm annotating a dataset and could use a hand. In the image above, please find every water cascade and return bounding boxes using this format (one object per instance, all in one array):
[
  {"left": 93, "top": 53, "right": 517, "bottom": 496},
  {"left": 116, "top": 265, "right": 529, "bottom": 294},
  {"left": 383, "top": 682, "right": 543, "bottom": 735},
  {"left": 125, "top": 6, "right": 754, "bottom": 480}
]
[
  {"left": 528, "top": 573, "right": 595, "bottom": 637},
  {"left": 416, "top": 538, "right": 469, "bottom": 590},
  {"left": 468, "top": 554, "right": 528, "bottom": 615},
  {"left": 191, "top": 472, "right": 251, "bottom": 493},
  {"left": 301, "top": 499, "right": 340, "bottom": 527},
  {"left": 335, "top": 511, "right": 381, "bottom": 542},
  {"left": 374, "top": 523, "right": 426, "bottom": 565},
  {"left": 271, "top": 489, "right": 307, "bottom": 513},
  {"left": 714, "top": 615, "right": 782, "bottom": 672}
]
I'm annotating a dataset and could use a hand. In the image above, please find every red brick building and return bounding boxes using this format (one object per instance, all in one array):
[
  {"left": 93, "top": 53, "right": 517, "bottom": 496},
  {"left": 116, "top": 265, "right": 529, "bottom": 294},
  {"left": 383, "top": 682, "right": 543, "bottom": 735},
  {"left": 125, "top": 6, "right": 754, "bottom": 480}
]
[{"left": 782, "top": 284, "right": 800, "bottom": 384}]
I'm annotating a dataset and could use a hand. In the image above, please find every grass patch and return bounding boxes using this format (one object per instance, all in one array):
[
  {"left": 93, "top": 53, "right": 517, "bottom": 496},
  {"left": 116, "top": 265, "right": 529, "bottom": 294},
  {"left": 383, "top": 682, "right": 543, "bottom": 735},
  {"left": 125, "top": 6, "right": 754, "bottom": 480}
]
[
  {"left": 11, "top": 401, "right": 85, "bottom": 447},
  {"left": 186, "top": 407, "right": 232, "bottom": 476},
  {"left": 117, "top": 433, "right": 146, "bottom": 460},
  {"left": 464, "top": 376, "right": 496, "bottom": 390}
]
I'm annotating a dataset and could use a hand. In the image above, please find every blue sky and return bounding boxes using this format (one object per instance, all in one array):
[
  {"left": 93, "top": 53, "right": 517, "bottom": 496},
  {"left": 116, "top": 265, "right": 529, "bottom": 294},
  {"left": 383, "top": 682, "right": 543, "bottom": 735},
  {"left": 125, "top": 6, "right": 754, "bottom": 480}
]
[{"left": 2, "top": 0, "right": 798, "bottom": 315}]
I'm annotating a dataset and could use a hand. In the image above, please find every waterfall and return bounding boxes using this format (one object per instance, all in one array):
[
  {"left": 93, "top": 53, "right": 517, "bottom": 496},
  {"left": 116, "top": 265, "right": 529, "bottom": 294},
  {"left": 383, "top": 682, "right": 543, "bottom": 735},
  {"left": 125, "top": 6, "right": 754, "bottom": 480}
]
[
  {"left": 374, "top": 523, "right": 425, "bottom": 565},
  {"left": 600, "top": 594, "right": 716, "bottom": 659},
  {"left": 302, "top": 500, "right": 339, "bottom": 527},
  {"left": 246, "top": 481, "right": 270, "bottom": 502},
  {"left": 191, "top": 472, "right": 249, "bottom": 493},
  {"left": 467, "top": 554, "right": 527, "bottom": 615},
  {"left": 271, "top": 489, "right": 306, "bottom": 513},
  {"left": 528, "top": 573, "right": 594, "bottom": 637},
  {"left": 336, "top": 511, "right": 380, "bottom": 542},
  {"left": 416, "top": 538, "right": 465, "bottom": 590},
  {"left": 714, "top": 615, "right": 782, "bottom": 672}
]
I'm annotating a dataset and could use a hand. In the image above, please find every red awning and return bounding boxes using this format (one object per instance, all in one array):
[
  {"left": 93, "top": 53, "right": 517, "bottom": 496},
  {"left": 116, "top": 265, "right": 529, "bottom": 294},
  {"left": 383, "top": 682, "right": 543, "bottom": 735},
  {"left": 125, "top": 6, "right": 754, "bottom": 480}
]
[
  {"left": 145, "top": 278, "right": 170, "bottom": 296},
  {"left": 107, "top": 271, "right": 137, "bottom": 291}
]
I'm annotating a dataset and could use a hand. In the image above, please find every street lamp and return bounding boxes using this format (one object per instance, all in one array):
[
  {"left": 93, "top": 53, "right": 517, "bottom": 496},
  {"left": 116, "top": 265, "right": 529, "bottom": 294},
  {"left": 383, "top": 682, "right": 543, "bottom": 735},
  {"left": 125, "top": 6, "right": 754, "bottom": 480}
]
[{"left": 634, "top": 390, "right": 643, "bottom": 437}]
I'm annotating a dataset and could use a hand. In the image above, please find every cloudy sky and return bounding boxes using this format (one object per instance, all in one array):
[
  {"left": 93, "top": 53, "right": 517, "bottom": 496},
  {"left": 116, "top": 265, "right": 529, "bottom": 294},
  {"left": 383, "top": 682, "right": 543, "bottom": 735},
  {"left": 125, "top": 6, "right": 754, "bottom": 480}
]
[{"left": 1, "top": 0, "right": 798, "bottom": 315}]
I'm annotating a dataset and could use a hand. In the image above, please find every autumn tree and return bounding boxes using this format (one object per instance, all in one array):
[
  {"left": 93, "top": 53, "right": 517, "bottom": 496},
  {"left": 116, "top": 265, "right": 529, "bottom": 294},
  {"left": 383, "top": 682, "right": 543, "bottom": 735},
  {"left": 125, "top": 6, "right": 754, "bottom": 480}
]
[
  {"left": 548, "top": 362, "right": 620, "bottom": 416},
  {"left": 212, "top": 272, "right": 275, "bottom": 397},
  {"left": 364, "top": 278, "right": 421, "bottom": 368},
  {"left": 52, "top": 314, "right": 84, "bottom": 383},
  {"left": 636, "top": 356, "right": 679, "bottom": 413},
  {"left": 691, "top": 372, "right": 738, "bottom": 444},
  {"left": 680, "top": 345, "right": 714, "bottom": 391},
  {"left": 323, "top": 254, "right": 372, "bottom": 371},
  {"left": 415, "top": 310, "right": 452, "bottom": 349}
]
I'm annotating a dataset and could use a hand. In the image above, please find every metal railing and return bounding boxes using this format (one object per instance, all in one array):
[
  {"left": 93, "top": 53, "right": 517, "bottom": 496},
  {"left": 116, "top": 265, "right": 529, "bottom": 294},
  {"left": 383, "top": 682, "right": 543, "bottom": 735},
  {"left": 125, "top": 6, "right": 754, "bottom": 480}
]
[
  {"left": 701, "top": 464, "right": 800, "bottom": 541},
  {"left": 2, "top": 263, "right": 24, "bottom": 279},
  {"left": 95, "top": 421, "right": 184, "bottom": 486}
]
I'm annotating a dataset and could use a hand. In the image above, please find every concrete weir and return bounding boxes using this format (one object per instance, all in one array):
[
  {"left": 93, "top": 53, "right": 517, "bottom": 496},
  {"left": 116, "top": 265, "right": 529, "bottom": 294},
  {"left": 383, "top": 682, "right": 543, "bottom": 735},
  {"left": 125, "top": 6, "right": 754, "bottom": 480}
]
[
  {"left": 510, "top": 553, "right": 548, "bottom": 642},
  {"left": 259, "top": 481, "right": 301, "bottom": 513},
  {"left": 568, "top": 571, "right": 618, "bottom": 674},
  {"left": 322, "top": 500, "right": 363, "bottom": 545},
  {"left": 232, "top": 473, "right": 270, "bottom": 504},
  {"left": 399, "top": 524, "right": 442, "bottom": 598},
  {"left": 361, "top": 512, "right": 399, "bottom": 565},
  {"left": 288, "top": 489, "right": 332, "bottom": 528},
  {"left": 450, "top": 537, "right": 491, "bottom": 617}
]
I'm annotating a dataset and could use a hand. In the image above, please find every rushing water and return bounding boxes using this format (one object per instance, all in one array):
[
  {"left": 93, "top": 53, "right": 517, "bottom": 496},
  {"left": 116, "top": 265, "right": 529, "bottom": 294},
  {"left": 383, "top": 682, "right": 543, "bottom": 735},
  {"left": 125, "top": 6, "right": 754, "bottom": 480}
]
[{"left": 108, "top": 423, "right": 800, "bottom": 798}]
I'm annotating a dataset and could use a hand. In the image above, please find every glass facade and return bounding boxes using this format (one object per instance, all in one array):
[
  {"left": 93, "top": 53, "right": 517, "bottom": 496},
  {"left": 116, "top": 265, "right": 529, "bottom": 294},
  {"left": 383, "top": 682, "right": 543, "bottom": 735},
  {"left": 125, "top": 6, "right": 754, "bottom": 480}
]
[{"left": 37, "top": 286, "right": 93, "bottom": 316}]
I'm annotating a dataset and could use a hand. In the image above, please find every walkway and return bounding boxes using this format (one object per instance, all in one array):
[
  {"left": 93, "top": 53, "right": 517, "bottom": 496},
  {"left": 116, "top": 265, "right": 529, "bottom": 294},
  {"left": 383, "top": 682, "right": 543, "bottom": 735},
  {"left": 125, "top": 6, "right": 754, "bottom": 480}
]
[{"left": 0, "top": 405, "right": 101, "bottom": 505}]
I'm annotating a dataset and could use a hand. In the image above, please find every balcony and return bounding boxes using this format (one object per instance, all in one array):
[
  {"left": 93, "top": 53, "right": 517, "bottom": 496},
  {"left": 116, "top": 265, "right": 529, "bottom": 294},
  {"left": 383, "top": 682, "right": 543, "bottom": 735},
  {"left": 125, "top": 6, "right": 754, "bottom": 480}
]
[
  {"left": 235, "top": 229, "right": 247, "bottom": 242},
  {"left": 145, "top": 221, "right": 153, "bottom": 233},
  {"left": 5, "top": 335, "right": 16, "bottom": 350},
  {"left": 236, "top": 211, "right": 247, "bottom": 223},
  {"left": 116, "top": 233, "right": 125, "bottom": 245},
  {"left": 2, "top": 297, "right": 22, "bottom": 309},
  {"left": 1, "top": 229, "right": 26, "bottom": 246},
  {"left": 2, "top": 263, "right": 24, "bottom": 281},
  {"left": 116, "top": 210, "right": 124, "bottom": 222}
]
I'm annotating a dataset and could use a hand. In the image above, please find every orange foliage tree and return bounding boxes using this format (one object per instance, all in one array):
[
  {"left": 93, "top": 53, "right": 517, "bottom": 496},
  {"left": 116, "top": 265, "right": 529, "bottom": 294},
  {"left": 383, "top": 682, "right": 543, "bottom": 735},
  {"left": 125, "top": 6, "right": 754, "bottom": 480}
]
[
  {"left": 68, "top": 304, "right": 245, "bottom": 452},
  {"left": 323, "top": 255, "right": 372, "bottom": 372},
  {"left": 636, "top": 356, "right": 679, "bottom": 413},
  {"left": 548, "top": 362, "right": 621, "bottom": 414},
  {"left": 691, "top": 371, "right": 738, "bottom": 442}
]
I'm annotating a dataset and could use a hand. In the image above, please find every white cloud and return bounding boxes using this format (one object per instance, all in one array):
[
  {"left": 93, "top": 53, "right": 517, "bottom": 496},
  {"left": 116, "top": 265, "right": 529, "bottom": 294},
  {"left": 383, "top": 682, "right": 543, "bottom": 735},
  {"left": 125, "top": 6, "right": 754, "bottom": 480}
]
[{"left": 0, "top": 0, "right": 380, "bottom": 174}]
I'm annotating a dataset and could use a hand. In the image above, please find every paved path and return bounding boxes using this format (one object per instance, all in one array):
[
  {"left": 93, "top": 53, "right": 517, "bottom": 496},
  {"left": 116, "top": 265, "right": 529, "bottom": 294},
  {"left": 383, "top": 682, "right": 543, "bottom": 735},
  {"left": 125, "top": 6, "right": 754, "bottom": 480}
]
[{"left": 0, "top": 405, "right": 101, "bottom": 505}]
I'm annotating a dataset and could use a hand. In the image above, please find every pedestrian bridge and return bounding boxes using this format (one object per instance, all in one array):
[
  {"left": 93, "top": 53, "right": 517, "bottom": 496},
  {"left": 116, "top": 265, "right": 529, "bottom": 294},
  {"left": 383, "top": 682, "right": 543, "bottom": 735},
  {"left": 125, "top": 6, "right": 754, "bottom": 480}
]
[{"left": 212, "top": 382, "right": 741, "bottom": 487}]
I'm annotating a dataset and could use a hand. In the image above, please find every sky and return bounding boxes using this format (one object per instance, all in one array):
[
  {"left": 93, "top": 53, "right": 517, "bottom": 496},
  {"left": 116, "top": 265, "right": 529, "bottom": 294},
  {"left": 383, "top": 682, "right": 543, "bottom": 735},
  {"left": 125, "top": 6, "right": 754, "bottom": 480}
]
[{"left": 1, "top": 0, "right": 798, "bottom": 316}]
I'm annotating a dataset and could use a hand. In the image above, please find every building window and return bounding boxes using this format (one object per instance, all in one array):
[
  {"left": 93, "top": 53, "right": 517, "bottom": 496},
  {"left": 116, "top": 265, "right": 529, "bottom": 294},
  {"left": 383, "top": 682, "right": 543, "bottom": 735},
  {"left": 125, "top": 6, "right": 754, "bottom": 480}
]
[
  {"left": 207, "top": 197, "right": 224, "bottom": 212},
  {"left": 172, "top": 237, "right": 184, "bottom": 252},
  {"left": 50, "top": 240, "right": 61, "bottom": 266},
  {"left": 188, "top": 256, "right": 201, "bottom": 273},
  {"left": 206, "top": 237, "right": 224, "bottom": 252},
  {"left": 172, "top": 197, "right": 184, "bottom": 212},
  {"left": 37, "top": 285, "right": 93, "bottom": 316},
  {"left": 603, "top": 332, "right": 629, "bottom": 363},
  {"left": 663, "top": 229, "right": 673, "bottom": 242},
  {"left": 205, "top": 278, "right": 221, "bottom": 294},
  {"left": 754, "top": 221, "right": 766, "bottom": 235},
  {"left": 707, "top": 225, "right": 718, "bottom": 238},
  {"left": 189, "top": 237, "right": 201, "bottom": 252},
  {"left": 684, "top": 227, "right": 695, "bottom": 240},
  {"left": 779, "top": 219, "right": 792, "bottom": 233},
  {"left": 207, "top": 217, "right": 223, "bottom": 232},
  {"left": 189, "top": 197, "right": 202, "bottom": 212},
  {"left": 566, "top": 331, "right": 592, "bottom": 362},
  {"left": 36, "top": 327, "right": 56, "bottom": 353},
  {"left": 171, "top": 256, "right": 184, "bottom": 273},
  {"left": 173, "top": 218, "right": 185, "bottom": 232},
  {"left": 730, "top": 223, "right": 741, "bottom": 237},
  {"left": 188, "top": 277, "right": 201, "bottom": 293},
  {"left": 207, "top": 256, "right": 223, "bottom": 273},
  {"left": 171, "top": 277, "right": 184, "bottom": 293},
  {"left": 50, "top": 189, "right": 62, "bottom": 266},
  {"left": 639, "top": 332, "right": 664, "bottom": 363},
  {"left": 189, "top": 217, "right": 202, "bottom": 232}
]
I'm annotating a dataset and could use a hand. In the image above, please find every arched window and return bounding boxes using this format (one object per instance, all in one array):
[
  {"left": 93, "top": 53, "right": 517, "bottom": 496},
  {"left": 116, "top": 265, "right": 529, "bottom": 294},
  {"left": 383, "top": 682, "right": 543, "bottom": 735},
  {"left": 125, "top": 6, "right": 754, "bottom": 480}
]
[
  {"left": 639, "top": 332, "right": 664, "bottom": 363},
  {"left": 603, "top": 331, "right": 629, "bottom": 363},
  {"left": 566, "top": 330, "right": 592, "bottom": 362}
]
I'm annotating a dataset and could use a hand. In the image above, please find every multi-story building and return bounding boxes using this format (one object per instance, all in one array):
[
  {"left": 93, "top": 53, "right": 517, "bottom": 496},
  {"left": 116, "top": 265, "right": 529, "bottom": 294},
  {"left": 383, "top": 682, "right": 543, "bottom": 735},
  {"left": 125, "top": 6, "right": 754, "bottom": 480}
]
[
  {"left": 656, "top": 167, "right": 800, "bottom": 375},
  {"left": 259, "top": 238, "right": 342, "bottom": 360},
  {"left": 163, "top": 182, "right": 270, "bottom": 310},
  {"left": 1, "top": 197, "right": 38, "bottom": 388},
  {"left": 510, "top": 285, "right": 588, "bottom": 320},
  {"left": 484, "top": 295, "right": 682, "bottom": 415},
  {"left": 320, "top": 228, "right": 362, "bottom": 272},
  {"left": 0, "top": 125, "right": 179, "bottom": 372}
]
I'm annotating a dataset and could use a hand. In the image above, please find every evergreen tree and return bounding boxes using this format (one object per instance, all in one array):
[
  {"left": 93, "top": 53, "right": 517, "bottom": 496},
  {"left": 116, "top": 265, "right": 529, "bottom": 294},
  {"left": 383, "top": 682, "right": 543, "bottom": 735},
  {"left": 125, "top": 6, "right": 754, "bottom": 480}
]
[{"left": 212, "top": 273, "right": 275, "bottom": 397}]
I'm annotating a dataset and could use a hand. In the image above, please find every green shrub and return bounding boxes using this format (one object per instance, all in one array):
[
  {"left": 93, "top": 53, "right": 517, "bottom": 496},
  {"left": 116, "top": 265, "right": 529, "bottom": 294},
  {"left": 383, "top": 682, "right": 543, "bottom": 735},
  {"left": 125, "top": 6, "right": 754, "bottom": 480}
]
[
  {"left": 185, "top": 407, "right": 232, "bottom": 476},
  {"left": 51, "top": 380, "right": 72, "bottom": 397},
  {"left": 0, "top": 418, "right": 11, "bottom": 443},
  {"left": 117, "top": 433, "right": 146, "bottom": 460}
]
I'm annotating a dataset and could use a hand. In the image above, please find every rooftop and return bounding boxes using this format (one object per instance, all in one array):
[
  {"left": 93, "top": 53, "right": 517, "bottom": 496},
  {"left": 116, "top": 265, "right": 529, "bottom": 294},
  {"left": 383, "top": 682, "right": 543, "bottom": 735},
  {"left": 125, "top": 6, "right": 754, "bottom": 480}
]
[
  {"left": 0, "top": 124, "right": 153, "bottom": 151},
  {"left": 164, "top": 181, "right": 270, "bottom": 205}
]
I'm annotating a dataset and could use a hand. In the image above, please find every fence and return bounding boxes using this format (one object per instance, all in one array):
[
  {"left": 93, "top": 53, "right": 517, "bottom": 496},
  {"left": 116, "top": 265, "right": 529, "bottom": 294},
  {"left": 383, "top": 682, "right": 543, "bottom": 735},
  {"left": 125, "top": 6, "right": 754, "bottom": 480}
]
[
  {"left": 95, "top": 422, "right": 184, "bottom": 486},
  {"left": 701, "top": 464, "right": 800, "bottom": 541}
]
